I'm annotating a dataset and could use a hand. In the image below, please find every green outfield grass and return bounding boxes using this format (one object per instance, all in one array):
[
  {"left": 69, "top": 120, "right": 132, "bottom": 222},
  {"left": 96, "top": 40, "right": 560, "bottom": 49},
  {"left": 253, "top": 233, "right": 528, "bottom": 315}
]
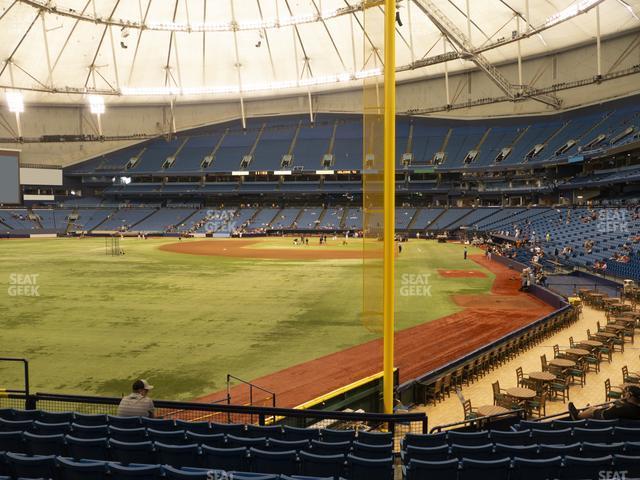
[{"left": 0, "top": 237, "right": 492, "bottom": 400}]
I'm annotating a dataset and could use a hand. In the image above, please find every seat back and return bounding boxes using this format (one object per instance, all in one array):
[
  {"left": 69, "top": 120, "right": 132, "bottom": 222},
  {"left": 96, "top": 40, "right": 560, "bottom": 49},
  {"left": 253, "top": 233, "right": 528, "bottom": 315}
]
[
  {"left": 201, "top": 445, "right": 248, "bottom": 471},
  {"left": 23, "top": 431, "right": 66, "bottom": 456},
  {"left": 356, "top": 431, "right": 392, "bottom": 446},
  {"left": 299, "top": 450, "right": 345, "bottom": 479},
  {"left": 108, "top": 439, "right": 155, "bottom": 465},
  {"left": 250, "top": 447, "right": 298, "bottom": 475},
  {"left": 347, "top": 454, "right": 393, "bottom": 480},
  {"left": 66, "top": 435, "right": 109, "bottom": 461},
  {"left": 155, "top": 442, "right": 201, "bottom": 468}
]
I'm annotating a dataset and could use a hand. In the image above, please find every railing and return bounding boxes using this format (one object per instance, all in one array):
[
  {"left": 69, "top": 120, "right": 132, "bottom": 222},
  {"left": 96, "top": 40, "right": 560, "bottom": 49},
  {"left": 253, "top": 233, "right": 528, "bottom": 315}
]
[
  {"left": 0, "top": 392, "right": 427, "bottom": 452},
  {"left": 430, "top": 409, "right": 526, "bottom": 433},
  {"left": 226, "top": 374, "right": 277, "bottom": 408},
  {"left": 0, "top": 357, "right": 30, "bottom": 397}
]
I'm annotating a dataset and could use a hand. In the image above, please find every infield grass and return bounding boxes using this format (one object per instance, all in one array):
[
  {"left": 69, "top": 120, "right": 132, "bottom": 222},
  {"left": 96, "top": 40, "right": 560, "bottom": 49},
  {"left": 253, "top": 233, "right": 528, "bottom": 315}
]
[{"left": 0, "top": 237, "right": 492, "bottom": 400}]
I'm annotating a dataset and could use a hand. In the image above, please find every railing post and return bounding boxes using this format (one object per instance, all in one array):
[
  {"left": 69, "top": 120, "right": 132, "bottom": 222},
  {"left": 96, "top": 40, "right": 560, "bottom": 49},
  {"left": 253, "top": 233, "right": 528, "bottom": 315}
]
[{"left": 259, "top": 413, "right": 265, "bottom": 426}]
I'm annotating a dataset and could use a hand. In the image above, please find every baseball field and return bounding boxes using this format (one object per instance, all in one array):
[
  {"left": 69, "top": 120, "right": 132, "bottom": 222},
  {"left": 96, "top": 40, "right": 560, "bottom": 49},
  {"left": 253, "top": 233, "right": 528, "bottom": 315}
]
[{"left": 0, "top": 236, "right": 544, "bottom": 404}]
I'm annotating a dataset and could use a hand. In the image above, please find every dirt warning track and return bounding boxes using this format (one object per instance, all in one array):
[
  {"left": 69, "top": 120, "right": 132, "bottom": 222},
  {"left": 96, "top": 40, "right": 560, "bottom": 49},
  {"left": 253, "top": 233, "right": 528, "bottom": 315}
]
[{"left": 196, "top": 254, "right": 553, "bottom": 408}]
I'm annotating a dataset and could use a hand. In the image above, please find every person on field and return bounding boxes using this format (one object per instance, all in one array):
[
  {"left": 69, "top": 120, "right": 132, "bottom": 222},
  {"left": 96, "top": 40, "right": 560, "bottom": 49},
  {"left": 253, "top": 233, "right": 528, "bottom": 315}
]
[
  {"left": 117, "top": 379, "right": 155, "bottom": 417},
  {"left": 463, "top": 247, "right": 468, "bottom": 260}
]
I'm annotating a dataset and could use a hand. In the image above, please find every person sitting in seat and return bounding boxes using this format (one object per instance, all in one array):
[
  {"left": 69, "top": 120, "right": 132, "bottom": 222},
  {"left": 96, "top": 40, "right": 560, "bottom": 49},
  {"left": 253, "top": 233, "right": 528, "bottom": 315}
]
[
  {"left": 569, "top": 385, "right": 640, "bottom": 420},
  {"left": 117, "top": 379, "right": 155, "bottom": 417}
]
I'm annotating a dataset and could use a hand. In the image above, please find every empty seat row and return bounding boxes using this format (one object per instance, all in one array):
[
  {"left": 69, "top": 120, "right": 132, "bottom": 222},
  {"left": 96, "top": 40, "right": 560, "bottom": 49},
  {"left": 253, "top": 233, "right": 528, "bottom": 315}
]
[
  {"left": 1, "top": 433, "right": 392, "bottom": 464},
  {"left": 403, "top": 455, "right": 640, "bottom": 480},
  {"left": 402, "top": 441, "right": 640, "bottom": 463},
  {"left": 0, "top": 450, "right": 393, "bottom": 480},
  {"left": 0, "top": 415, "right": 389, "bottom": 444},
  {"left": 402, "top": 426, "right": 640, "bottom": 448}
]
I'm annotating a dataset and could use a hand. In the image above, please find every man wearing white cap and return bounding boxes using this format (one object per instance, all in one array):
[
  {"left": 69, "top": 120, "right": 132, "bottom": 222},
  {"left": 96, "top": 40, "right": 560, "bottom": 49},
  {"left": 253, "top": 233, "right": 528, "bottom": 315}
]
[{"left": 117, "top": 379, "right": 155, "bottom": 417}]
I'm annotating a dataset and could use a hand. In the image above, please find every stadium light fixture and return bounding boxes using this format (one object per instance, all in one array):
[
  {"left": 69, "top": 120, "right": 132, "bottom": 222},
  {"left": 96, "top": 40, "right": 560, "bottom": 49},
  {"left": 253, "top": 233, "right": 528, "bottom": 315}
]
[
  {"left": 6, "top": 91, "right": 24, "bottom": 113},
  {"left": 88, "top": 95, "right": 105, "bottom": 136},
  {"left": 88, "top": 95, "right": 105, "bottom": 115},
  {"left": 6, "top": 91, "right": 24, "bottom": 139}
]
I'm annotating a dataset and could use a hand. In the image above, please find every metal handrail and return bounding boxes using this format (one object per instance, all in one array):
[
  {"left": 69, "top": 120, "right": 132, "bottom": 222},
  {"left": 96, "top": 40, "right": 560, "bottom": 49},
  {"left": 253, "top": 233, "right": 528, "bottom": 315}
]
[
  {"left": 227, "top": 374, "right": 277, "bottom": 407},
  {"left": 0, "top": 357, "right": 29, "bottom": 398},
  {"left": 430, "top": 408, "right": 526, "bottom": 433}
]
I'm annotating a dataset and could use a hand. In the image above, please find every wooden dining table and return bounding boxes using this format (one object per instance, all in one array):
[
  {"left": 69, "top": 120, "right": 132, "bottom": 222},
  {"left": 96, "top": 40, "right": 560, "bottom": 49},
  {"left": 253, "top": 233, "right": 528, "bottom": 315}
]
[
  {"left": 595, "top": 331, "right": 617, "bottom": 339},
  {"left": 566, "top": 348, "right": 590, "bottom": 357},
  {"left": 550, "top": 358, "right": 576, "bottom": 368},
  {"left": 477, "top": 404, "right": 512, "bottom": 417},
  {"left": 506, "top": 387, "right": 537, "bottom": 400},
  {"left": 578, "top": 339, "right": 603, "bottom": 348},
  {"left": 604, "top": 324, "right": 625, "bottom": 333}
]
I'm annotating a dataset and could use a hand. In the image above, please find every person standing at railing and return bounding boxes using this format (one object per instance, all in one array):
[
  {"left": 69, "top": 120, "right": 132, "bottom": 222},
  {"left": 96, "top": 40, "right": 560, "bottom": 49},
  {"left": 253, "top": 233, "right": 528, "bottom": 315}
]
[{"left": 117, "top": 379, "right": 155, "bottom": 417}]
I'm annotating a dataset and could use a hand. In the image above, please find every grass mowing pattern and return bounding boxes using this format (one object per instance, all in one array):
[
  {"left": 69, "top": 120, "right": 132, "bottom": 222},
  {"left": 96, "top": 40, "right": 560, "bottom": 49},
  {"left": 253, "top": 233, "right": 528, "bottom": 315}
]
[{"left": 0, "top": 237, "right": 492, "bottom": 400}]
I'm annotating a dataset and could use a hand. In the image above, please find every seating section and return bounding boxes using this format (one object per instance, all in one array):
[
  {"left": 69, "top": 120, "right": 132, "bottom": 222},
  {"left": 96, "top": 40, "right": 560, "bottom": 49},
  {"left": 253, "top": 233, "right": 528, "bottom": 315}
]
[
  {"left": 0, "top": 409, "right": 395, "bottom": 480},
  {"left": 67, "top": 103, "right": 640, "bottom": 177},
  {"left": 3, "top": 407, "right": 640, "bottom": 479}
]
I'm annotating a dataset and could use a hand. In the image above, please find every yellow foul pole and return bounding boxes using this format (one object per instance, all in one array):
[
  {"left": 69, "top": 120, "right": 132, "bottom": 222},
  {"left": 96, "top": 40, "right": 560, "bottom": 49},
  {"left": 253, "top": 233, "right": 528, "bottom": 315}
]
[{"left": 383, "top": 0, "right": 396, "bottom": 414}]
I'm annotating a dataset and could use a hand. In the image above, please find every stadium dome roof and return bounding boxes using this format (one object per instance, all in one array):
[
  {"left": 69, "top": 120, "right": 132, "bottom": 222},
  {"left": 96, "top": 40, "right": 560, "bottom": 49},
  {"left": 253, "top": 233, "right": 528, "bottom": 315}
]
[{"left": 1, "top": 0, "right": 639, "bottom": 105}]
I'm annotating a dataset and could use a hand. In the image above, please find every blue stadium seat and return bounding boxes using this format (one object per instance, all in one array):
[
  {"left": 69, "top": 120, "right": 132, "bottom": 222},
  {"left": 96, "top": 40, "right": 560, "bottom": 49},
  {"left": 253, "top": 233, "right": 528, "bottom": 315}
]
[
  {"left": 71, "top": 423, "right": 109, "bottom": 439},
  {"left": 147, "top": 429, "right": 187, "bottom": 445},
  {"left": 267, "top": 438, "right": 309, "bottom": 452},
  {"left": 12, "top": 410, "right": 41, "bottom": 421},
  {"left": 511, "top": 456, "right": 562, "bottom": 480},
  {"left": 246, "top": 425, "right": 283, "bottom": 440},
  {"left": 309, "top": 440, "right": 351, "bottom": 456},
  {"left": 613, "top": 454, "right": 640, "bottom": 478},
  {"left": 108, "top": 416, "right": 142, "bottom": 429},
  {"left": 459, "top": 457, "right": 511, "bottom": 480},
  {"left": 0, "top": 431, "right": 26, "bottom": 453},
  {"left": 176, "top": 421, "right": 211, "bottom": 435},
  {"left": 141, "top": 418, "right": 177, "bottom": 432},
  {"left": 163, "top": 465, "right": 219, "bottom": 479},
  {"left": 23, "top": 431, "right": 66, "bottom": 455},
  {"left": 490, "top": 430, "right": 534, "bottom": 446},
  {"left": 229, "top": 472, "right": 279, "bottom": 480},
  {"left": 227, "top": 435, "right": 267, "bottom": 449},
  {"left": 5, "top": 452, "right": 57, "bottom": 479},
  {"left": 210, "top": 423, "right": 245, "bottom": 436},
  {"left": 250, "top": 447, "right": 298, "bottom": 475},
  {"left": 573, "top": 427, "right": 614, "bottom": 444},
  {"left": 56, "top": 457, "right": 108, "bottom": 480},
  {"left": 531, "top": 428, "right": 572, "bottom": 444},
  {"left": 108, "top": 426, "right": 148, "bottom": 443},
  {"left": 613, "top": 427, "right": 640, "bottom": 442},
  {"left": 450, "top": 444, "right": 494, "bottom": 461},
  {"left": 587, "top": 419, "right": 619, "bottom": 428},
  {"left": 493, "top": 443, "right": 538, "bottom": 460},
  {"left": 402, "top": 444, "right": 449, "bottom": 463},
  {"left": 351, "top": 441, "right": 393, "bottom": 460},
  {"left": 108, "top": 463, "right": 163, "bottom": 480},
  {"left": 298, "top": 451, "right": 345, "bottom": 479},
  {"left": 282, "top": 426, "right": 320, "bottom": 442},
  {"left": 66, "top": 435, "right": 109, "bottom": 461},
  {"left": 40, "top": 411, "right": 75, "bottom": 424},
  {"left": 201, "top": 445, "right": 248, "bottom": 471},
  {"left": 356, "top": 431, "right": 392, "bottom": 446},
  {"left": 320, "top": 429, "right": 355, "bottom": 443},
  {"left": 0, "top": 418, "right": 33, "bottom": 432},
  {"left": 538, "top": 443, "right": 581, "bottom": 458},
  {"left": 447, "top": 431, "right": 491, "bottom": 446},
  {"left": 346, "top": 454, "right": 393, "bottom": 480},
  {"left": 155, "top": 442, "right": 200, "bottom": 468},
  {"left": 185, "top": 432, "right": 226, "bottom": 448},
  {"left": 0, "top": 409, "right": 13, "bottom": 420},
  {"left": 108, "top": 439, "right": 156, "bottom": 465},
  {"left": 404, "top": 458, "right": 458, "bottom": 480},
  {"left": 624, "top": 441, "right": 640, "bottom": 455},
  {"left": 563, "top": 455, "right": 614, "bottom": 480},
  {"left": 517, "top": 420, "right": 552, "bottom": 430},
  {"left": 581, "top": 442, "right": 625, "bottom": 456},
  {"left": 74, "top": 413, "right": 108, "bottom": 426},
  {"left": 552, "top": 419, "right": 587, "bottom": 429},
  {"left": 33, "top": 420, "right": 72, "bottom": 435},
  {"left": 401, "top": 432, "right": 447, "bottom": 448}
]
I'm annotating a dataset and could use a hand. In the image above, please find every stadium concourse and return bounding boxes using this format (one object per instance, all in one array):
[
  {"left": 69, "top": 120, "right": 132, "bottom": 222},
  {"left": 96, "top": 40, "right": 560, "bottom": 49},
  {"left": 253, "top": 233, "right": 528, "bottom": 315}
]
[{"left": 2, "top": 0, "right": 640, "bottom": 478}]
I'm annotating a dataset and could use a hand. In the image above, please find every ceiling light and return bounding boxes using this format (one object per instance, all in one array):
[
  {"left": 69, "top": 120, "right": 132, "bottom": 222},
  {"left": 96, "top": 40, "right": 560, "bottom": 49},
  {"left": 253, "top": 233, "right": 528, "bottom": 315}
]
[
  {"left": 6, "top": 91, "right": 24, "bottom": 113},
  {"left": 88, "top": 95, "right": 105, "bottom": 114}
]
